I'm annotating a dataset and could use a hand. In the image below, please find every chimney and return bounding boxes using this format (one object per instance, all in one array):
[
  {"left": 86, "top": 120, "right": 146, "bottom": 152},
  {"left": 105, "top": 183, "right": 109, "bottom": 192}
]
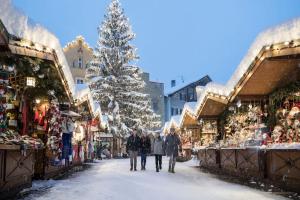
[{"left": 171, "top": 80, "right": 176, "bottom": 88}]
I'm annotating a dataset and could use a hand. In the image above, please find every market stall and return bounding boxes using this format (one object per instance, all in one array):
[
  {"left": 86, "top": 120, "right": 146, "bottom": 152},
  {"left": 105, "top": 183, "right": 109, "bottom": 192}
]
[
  {"left": 0, "top": 21, "right": 76, "bottom": 184},
  {"left": 179, "top": 103, "right": 200, "bottom": 159}
]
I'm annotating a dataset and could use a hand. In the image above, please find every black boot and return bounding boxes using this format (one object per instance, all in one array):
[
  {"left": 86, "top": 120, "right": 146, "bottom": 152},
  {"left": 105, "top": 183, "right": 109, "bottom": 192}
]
[
  {"left": 156, "top": 167, "right": 159, "bottom": 172},
  {"left": 168, "top": 165, "right": 171, "bottom": 173},
  {"left": 159, "top": 164, "right": 162, "bottom": 170},
  {"left": 130, "top": 166, "right": 133, "bottom": 171},
  {"left": 171, "top": 164, "right": 175, "bottom": 173}
]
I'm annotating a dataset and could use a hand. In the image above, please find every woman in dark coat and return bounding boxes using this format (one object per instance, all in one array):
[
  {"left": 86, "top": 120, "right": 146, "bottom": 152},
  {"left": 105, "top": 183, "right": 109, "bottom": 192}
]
[{"left": 140, "top": 133, "right": 151, "bottom": 170}]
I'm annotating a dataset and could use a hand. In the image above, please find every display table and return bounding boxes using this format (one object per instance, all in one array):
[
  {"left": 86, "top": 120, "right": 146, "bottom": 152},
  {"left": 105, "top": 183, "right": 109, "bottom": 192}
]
[
  {"left": 266, "top": 149, "right": 300, "bottom": 193},
  {"left": 204, "top": 148, "right": 220, "bottom": 169},
  {"left": 220, "top": 148, "right": 237, "bottom": 175},
  {"left": 236, "top": 148, "right": 265, "bottom": 179},
  {"left": 0, "top": 144, "right": 34, "bottom": 199},
  {"left": 197, "top": 148, "right": 206, "bottom": 166}
]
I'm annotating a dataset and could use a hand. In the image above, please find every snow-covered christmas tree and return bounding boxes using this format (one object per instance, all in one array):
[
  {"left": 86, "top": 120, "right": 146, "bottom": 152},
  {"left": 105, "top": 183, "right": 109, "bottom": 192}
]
[{"left": 86, "top": 0, "right": 160, "bottom": 136}]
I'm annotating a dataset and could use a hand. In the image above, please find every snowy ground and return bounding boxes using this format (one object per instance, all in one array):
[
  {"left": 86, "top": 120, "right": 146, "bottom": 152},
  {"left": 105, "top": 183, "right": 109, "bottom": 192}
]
[{"left": 21, "top": 157, "right": 288, "bottom": 200}]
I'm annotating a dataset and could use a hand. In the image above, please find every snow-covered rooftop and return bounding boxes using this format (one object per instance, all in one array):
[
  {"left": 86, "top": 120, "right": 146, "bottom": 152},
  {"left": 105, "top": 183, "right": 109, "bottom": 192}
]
[
  {"left": 63, "top": 35, "right": 93, "bottom": 52},
  {"left": 165, "top": 75, "right": 211, "bottom": 95},
  {"left": 0, "top": 0, "right": 76, "bottom": 96}
]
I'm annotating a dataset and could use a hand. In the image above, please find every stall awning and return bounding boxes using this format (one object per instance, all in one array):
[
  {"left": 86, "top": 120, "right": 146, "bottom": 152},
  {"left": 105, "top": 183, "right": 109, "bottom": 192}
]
[
  {"left": 181, "top": 111, "right": 199, "bottom": 127},
  {"left": 230, "top": 42, "right": 300, "bottom": 101},
  {"left": 197, "top": 94, "right": 228, "bottom": 118}
]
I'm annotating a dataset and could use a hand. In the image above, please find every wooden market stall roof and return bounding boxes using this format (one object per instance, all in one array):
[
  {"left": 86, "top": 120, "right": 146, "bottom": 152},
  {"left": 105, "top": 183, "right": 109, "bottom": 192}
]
[
  {"left": 0, "top": 20, "right": 73, "bottom": 103},
  {"left": 229, "top": 40, "right": 300, "bottom": 101},
  {"left": 196, "top": 93, "right": 228, "bottom": 118},
  {"left": 181, "top": 111, "right": 199, "bottom": 127}
]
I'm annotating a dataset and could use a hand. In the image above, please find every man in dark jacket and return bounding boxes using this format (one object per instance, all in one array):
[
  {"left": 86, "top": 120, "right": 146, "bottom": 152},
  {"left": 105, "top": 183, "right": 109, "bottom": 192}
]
[
  {"left": 165, "top": 127, "right": 181, "bottom": 173},
  {"left": 140, "top": 133, "right": 151, "bottom": 170},
  {"left": 126, "top": 129, "right": 140, "bottom": 171}
]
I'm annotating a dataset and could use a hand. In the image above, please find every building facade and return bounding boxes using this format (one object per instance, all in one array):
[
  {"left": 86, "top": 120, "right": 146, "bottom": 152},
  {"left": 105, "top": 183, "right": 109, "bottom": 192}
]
[
  {"left": 141, "top": 72, "right": 165, "bottom": 128},
  {"left": 63, "top": 36, "right": 93, "bottom": 84},
  {"left": 164, "top": 75, "right": 212, "bottom": 122}
]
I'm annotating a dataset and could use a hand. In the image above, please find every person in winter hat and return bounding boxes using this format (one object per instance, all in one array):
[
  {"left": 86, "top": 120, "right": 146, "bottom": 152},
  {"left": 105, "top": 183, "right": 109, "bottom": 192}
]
[
  {"left": 153, "top": 132, "right": 164, "bottom": 172},
  {"left": 140, "top": 132, "right": 151, "bottom": 170},
  {"left": 165, "top": 127, "right": 181, "bottom": 173},
  {"left": 126, "top": 129, "right": 140, "bottom": 171}
]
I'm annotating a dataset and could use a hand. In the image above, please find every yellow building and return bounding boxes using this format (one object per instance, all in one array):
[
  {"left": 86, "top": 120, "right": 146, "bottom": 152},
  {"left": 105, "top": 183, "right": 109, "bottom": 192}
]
[{"left": 63, "top": 36, "right": 93, "bottom": 84}]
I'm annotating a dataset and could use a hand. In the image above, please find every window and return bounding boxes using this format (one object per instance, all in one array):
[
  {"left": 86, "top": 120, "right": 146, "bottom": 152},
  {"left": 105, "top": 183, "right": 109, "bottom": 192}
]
[
  {"left": 72, "top": 60, "right": 76, "bottom": 68},
  {"left": 179, "top": 93, "right": 182, "bottom": 100},
  {"left": 175, "top": 108, "right": 179, "bottom": 115},
  {"left": 180, "top": 109, "right": 183, "bottom": 114},
  {"left": 171, "top": 108, "right": 174, "bottom": 116},
  {"left": 76, "top": 78, "right": 84, "bottom": 84},
  {"left": 78, "top": 58, "right": 83, "bottom": 68},
  {"left": 188, "top": 87, "right": 194, "bottom": 101}
]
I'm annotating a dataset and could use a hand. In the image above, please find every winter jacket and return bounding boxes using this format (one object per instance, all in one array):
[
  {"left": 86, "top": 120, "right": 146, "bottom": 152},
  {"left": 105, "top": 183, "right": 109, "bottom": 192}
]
[
  {"left": 153, "top": 137, "right": 164, "bottom": 155},
  {"left": 140, "top": 136, "right": 151, "bottom": 154},
  {"left": 164, "top": 133, "right": 181, "bottom": 157},
  {"left": 126, "top": 135, "right": 140, "bottom": 152}
]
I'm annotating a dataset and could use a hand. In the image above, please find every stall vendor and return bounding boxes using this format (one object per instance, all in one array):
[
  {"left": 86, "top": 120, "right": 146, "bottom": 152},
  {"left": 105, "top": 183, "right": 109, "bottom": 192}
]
[{"left": 61, "top": 116, "right": 75, "bottom": 164}]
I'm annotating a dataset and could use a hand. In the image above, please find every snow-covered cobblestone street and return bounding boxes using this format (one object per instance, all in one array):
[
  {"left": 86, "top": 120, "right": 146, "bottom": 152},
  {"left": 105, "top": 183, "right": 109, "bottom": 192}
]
[{"left": 22, "top": 157, "right": 287, "bottom": 200}]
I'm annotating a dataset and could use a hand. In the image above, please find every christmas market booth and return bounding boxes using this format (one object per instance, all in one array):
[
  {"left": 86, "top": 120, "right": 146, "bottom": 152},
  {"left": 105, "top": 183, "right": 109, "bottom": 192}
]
[
  {"left": 194, "top": 85, "right": 228, "bottom": 169},
  {"left": 75, "top": 84, "right": 103, "bottom": 162},
  {"left": 221, "top": 37, "right": 300, "bottom": 191},
  {"left": 179, "top": 102, "right": 200, "bottom": 160},
  {"left": 0, "top": 19, "right": 76, "bottom": 194},
  {"left": 190, "top": 19, "right": 300, "bottom": 193}
]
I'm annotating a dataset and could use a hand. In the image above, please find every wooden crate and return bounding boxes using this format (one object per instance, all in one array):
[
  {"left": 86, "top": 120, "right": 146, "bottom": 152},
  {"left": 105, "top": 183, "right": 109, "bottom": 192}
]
[
  {"left": 204, "top": 148, "right": 220, "bottom": 169},
  {"left": 220, "top": 148, "right": 237, "bottom": 175},
  {"left": 266, "top": 149, "right": 300, "bottom": 193},
  {"left": 0, "top": 145, "right": 33, "bottom": 199},
  {"left": 236, "top": 148, "right": 265, "bottom": 178}
]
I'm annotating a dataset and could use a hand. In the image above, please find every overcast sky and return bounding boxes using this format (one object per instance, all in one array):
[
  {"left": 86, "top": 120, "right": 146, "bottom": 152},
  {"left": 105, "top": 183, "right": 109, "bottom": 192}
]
[{"left": 13, "top": 0, "right": 300, "bottom": 89}]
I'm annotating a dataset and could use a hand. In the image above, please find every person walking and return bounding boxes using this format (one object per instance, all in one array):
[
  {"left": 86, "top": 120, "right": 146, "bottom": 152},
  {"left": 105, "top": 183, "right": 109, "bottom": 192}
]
[
  {"left": 165, "top": 127, "right": 181, "bottom": 173},
  {"left": 153, "top": 132, "right": 164, "bottom": 172},
  {"left": 126, "top": 129, "right": 140, "bottom": 171},
  {"left": 140, "top": 132, "right": 151, "bottom": 170}
]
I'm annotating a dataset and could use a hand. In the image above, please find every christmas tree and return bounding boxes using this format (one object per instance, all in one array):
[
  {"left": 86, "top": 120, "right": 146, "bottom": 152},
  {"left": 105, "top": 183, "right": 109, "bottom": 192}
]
[{"left": 87, "top": 0, "right": 160, "bottom": 136}]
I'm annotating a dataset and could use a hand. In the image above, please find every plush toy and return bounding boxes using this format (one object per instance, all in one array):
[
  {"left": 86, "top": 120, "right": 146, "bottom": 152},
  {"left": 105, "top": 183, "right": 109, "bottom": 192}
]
[{"left": 272, "top": 125, "right": 284, "bottom": 143}]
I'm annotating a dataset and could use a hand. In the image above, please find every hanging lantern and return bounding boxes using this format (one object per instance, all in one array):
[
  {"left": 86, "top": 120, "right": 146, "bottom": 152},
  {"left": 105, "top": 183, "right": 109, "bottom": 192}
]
[{"left": 26, "top": 77, "right": 36, "bottom": 87}]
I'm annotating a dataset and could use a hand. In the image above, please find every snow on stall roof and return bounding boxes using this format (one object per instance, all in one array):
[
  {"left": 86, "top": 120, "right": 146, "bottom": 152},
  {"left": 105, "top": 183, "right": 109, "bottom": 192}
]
[
  {"left": 226, "top": 18, "right": 300, "bottom": 91},
  {"left": 162, "top": 121, "right": 170, "bottom": 133},
  {"left": 0, "top": 0, "right": 75, "bottom": 95},
  {"left": 75, "top": 84, "right": 101, "bottom": 116},
  {"left": 170, "top": 115, "right": 181, "bottom": 128},
  {"left": 164, "top": 18, "right": 300, "bottom": 130},
  {"left": 195, "top": 18, "right": 300, "bottom": 116},
  {"left": 179, "top": 102, "right": 197, "bottom": 126}
]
